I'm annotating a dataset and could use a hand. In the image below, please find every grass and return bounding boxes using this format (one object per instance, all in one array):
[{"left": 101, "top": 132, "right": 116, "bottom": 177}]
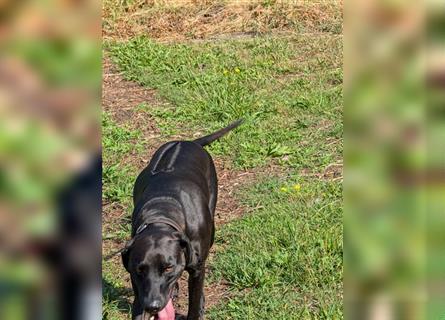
[
  {"left": 103, "top": 0, "right": 342, "bottom": 41},
  {"left": 107, "top": 35, "right": 342, "bottom": 169},
  {"left": 102, "top": 114, "right": 141, "bottom": 243},
  {"left": 103, "top": 267, "right": 132, "bottom": 319},
  {"left": 102, "top": 115, "right": 141, "bottom": 320},
  {"left": 208, "top": 177, "right": 342, "bottom": 319},
  {"left": 102, "top": 1, "right": 343, "bottom": 319},
  {"left": 102, "top": 114, "right": 144, "bottom": 206}
]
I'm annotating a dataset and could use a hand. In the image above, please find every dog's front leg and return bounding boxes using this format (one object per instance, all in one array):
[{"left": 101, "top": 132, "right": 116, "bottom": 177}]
[
  {"left": 131, "top": 295, "right": 144, "bottom": 320},
  {"left": 131, "top": 279, "right": 143, "bottom": 320},
  {"left": 187, "top": 266, "right": 205, "bottom": 320},
  {"left": 131, "top": 298, "right": 143, "bottom": 320}
]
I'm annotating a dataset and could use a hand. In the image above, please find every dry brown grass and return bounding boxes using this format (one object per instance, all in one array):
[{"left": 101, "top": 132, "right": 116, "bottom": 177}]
[{"left": 103, "top": 0, "right": 342, "bottom": 41}]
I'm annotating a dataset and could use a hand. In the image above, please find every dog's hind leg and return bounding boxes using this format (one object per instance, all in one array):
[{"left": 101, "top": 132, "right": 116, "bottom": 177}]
[
  {"left": 186, "top": 266, "right": 206, "bottom": 320},
  {"left": 207, "top": 156, "right": 218, "bottom": 216}
]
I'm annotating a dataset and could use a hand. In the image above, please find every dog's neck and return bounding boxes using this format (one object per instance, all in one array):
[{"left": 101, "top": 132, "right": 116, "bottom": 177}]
[
  {"left": 134, "top": 218, "right": 181, "bottom": 236},
  {"left": 133, "top": 196, "right": 185, "bottom": 237},
  {"left": 135, "top": 222, "right": 177, "bottom": 239}
]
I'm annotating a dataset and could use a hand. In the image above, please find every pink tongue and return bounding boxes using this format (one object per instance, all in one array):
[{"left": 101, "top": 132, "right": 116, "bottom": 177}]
[{"left": 156, "top": 299, "right": 175, "bottom": 320}]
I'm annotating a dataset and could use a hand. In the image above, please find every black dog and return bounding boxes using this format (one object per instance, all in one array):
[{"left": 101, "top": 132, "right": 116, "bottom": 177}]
[{"left": 122, "top": 120, "right": 242, "bottom": 320}]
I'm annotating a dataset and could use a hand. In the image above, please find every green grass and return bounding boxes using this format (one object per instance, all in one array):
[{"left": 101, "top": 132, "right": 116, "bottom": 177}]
[
  {"left": 102, "top": 114, "right": 141, "bottom": 245},
  {"left": 102, "top": 115, "right": 141, "bottom": 319},
  {"left": 208, "top": 176, "right": 342, "bottom": 319},
  {"left": 102, "top": 114, "right": 144, "bottom": 206},
  {"left": 103, "top": 265, "right": 132, "bottom": 320},
  {"left": 107, "top": 35, "right": 342, "bottom": 169},
  {"left": 103, "top": 32, "right": 342, "bottom": 319}
]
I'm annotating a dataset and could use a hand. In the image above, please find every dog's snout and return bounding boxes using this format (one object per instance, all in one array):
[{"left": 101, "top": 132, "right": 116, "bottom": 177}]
[{"left": 144, "top": 299, "right": 162, "bottom": 313}]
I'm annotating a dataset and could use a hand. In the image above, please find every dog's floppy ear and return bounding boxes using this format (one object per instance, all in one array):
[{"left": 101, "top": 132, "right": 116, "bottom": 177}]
[
  {"left": 175, "top": 232, "right": 199, "bottom": 270},
  {"left": 121, "top": 238, "right": 135, "bottom": 271}
]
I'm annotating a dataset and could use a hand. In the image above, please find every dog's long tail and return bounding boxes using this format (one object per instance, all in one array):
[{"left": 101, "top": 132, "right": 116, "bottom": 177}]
[{"left": 193, "top": 119, "right": 243, "bottom": 146}]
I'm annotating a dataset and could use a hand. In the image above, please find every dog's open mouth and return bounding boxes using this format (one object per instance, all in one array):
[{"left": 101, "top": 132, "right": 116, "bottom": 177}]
[
  {"left": 143, "top": 281, "right": 178, "bottom": 320},
  {"left": 148, "top": 298, "right": 175, "bottom": 320}
]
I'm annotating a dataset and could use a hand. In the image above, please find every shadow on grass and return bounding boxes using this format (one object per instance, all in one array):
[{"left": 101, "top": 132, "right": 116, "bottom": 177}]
[{"left": 103, "top": 277, "right": 132, "bottom": 316}]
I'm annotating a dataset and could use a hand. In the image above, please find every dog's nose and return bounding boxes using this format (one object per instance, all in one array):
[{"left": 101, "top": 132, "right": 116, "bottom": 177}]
[{"left": 144, "top": 300, "right": 162, "bottom": 313}]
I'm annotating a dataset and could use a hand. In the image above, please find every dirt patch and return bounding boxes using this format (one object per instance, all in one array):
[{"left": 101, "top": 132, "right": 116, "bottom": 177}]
[
  {"left": 322, "top": 160, "right": 343, "bottom": 181},
  {"left": 213, "top": 159, "right": 256, "bottom": 225},
  {"left": 103, "top": 56, "right": 252, "bottom": 316},
  {"left": 102, "top": 57, "right": 162, "bottom": 135},
  {"left": 171, "top": 272, "right": 233, "bottom": 316}
]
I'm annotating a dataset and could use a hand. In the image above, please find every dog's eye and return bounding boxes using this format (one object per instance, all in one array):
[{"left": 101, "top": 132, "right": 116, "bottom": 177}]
[
  {"left": 136, "top": 265, "right": 147, "bottom": 275},
  {"left": 163, "top": 266, "right": 174, "bottom": 273}
]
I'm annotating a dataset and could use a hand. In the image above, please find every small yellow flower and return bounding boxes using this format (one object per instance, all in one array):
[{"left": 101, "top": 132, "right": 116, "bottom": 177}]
[
  {"left": 293, "top": 184, "right": 301, "bottom": 192},
  {"left": 234, "top": 67, "right": 241, "bottom": 73},
  {"left": 223, "top": 69, "right": 229, "bottom": 75},
  {"left": 280, "top": 187, "right": 288, "bottom": 192}
]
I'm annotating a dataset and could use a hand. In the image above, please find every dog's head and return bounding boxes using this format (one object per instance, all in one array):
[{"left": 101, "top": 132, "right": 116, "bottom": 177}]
[{"left": 121, "top": 226, "right": 198, "bottom": 315}]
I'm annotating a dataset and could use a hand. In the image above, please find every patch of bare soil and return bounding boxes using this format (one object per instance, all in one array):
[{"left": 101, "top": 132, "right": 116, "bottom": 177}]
[
  {"left": 102, "top": 56, "right": 254, "bottom": 316},
  {"left": 102, "top": 57, "right": 161, "bottom": 137}
]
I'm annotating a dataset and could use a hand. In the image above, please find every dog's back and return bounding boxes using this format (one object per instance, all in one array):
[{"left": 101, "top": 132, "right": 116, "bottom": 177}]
[
  {"left": 133, "top": 119, "right": 243, "bottom": 210},
  {"left": 133, "top": 141, "right": 215, "bottom": 208}
]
